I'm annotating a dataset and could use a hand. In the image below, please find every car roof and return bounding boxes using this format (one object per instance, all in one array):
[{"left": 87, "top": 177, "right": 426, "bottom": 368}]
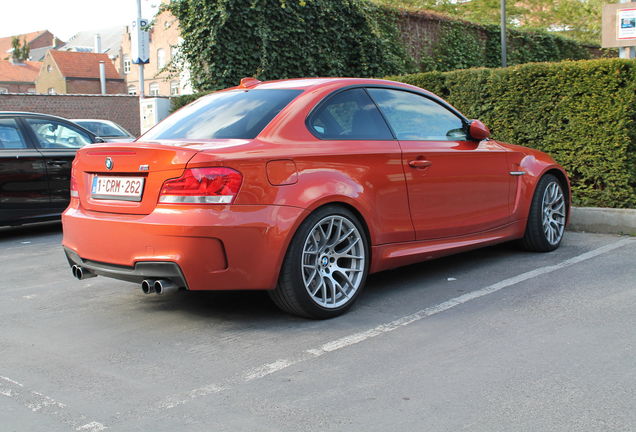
[
  {"left": 0, "top": 111, "right": 75, "bottom": 122},
  {"left": 230, "top": 77, "right": 429, "bottom": 94}
]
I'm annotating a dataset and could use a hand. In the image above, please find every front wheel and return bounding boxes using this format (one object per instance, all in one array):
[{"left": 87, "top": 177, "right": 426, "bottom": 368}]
[
  {"left": 269, "top": 206, "right": 369, "bottom": 319},
  {"left": 520, "top": 174, "right": 567, "bottom": 252}
]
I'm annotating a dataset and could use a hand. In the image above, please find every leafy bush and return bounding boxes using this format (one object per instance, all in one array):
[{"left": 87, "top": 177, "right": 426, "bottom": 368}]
[
  {"left": 388, "top": 59, "right": 636, "bottom": 208},
  {"left": 167, "top": 0, "right": 413, "bottom": 91}
]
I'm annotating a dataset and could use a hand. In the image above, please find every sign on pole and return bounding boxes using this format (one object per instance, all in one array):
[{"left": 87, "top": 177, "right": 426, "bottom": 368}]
[{"left": 131, "top": 18, "right": 150, "bottom": 64}]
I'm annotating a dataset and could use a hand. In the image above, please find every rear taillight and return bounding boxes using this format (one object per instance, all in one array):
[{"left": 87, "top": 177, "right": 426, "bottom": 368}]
[
  {"left": 70, "top": 168, "right": 79, "bottom": 198},
  {"left": 159, "top": 167, "right": 242, "bottom": 204}
]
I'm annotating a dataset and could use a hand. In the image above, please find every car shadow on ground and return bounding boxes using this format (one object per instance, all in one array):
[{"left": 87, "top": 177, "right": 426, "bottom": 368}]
[{"left": 131, "top": 240, "right": 529, "bottom": 324}]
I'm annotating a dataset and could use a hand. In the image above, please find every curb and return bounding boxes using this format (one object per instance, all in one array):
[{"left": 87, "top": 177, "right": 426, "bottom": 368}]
[{"left": 568, "top": 207, "right": 636, "bottom": 236}]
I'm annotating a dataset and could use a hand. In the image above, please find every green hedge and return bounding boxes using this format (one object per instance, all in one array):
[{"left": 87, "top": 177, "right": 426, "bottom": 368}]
[{"left": 388, "top": 59, "right": 636, "bottom": 208}]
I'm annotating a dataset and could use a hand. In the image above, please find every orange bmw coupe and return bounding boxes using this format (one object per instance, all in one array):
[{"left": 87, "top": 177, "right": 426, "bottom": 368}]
[{"left": 62, "top": 77, "right": 570, "bottom": 318}]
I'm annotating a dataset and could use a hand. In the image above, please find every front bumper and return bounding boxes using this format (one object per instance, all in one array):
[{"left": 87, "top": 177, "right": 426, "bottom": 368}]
[{"left": 62, "top": 204, "right": 306, "bottom": 291}]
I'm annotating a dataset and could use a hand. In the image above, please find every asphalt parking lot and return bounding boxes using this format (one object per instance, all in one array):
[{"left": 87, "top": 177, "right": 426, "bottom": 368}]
[{"left": 0, "top": 224, "right": 634, "bottom": 432}]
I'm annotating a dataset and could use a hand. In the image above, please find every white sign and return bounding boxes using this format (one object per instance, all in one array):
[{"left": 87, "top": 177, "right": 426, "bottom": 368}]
[
  {"left": 131, "top": 18, "right": 150, "bottom": 64},
  {"left": 618, "top": 8, "right": 636, "bottom": 40}
]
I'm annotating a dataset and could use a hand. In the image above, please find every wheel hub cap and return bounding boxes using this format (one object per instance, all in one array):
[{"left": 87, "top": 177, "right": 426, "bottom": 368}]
[{"left": 541, "top": 181, "right": 566, "bottom": 246}]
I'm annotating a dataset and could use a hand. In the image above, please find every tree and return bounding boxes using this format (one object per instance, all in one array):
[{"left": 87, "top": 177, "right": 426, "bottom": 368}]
[{"left": 9, "top": 36, "right": 30, "bottom": 62}]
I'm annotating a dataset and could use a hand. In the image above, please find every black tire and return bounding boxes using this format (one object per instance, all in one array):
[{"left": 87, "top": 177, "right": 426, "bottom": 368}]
[
  {"left": 268, "top": 205, "right": 370, "bottom": 319},
  {"left": 520, "top": 174, "right": 567, "bottom": 252}
]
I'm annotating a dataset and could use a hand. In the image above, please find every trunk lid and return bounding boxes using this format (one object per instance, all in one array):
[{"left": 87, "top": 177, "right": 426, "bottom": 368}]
[{"left": 74, "top": 141, "right": 201, "bottom": 215}]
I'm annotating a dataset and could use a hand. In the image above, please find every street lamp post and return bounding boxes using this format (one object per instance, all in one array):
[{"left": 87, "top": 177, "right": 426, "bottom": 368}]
[
  {"left": 501, "top": 0, "right": 507, "bottom": 67},
  {"left": 137, "top": 0, "right": 145, "bottom": 98}
]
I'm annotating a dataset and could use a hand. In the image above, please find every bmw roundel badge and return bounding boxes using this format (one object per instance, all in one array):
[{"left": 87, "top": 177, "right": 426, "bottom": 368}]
[{"left": 105, "top": 157, "right": 113, "bottom": 170}]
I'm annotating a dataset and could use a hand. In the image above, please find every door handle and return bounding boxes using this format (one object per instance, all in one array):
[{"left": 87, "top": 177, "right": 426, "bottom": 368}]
[
  {"left": 408, "top": 159, "right": 432, "bottom": 168},
  {"left": 46, "top": 160, "right": 69, "bottom": 166}
]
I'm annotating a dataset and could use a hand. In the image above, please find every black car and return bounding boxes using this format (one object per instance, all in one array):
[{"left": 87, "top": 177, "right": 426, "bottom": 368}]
[{"left": 0, "top": 112, "right": 101, "bottom": 226}]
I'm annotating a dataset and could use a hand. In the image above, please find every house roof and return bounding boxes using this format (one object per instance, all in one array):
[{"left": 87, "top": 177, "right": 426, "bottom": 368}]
[
  {"left": 0, "top": 30, "right": 48, "bottom": 58},
  {"left": 60, "top": 27, "right": 125, "bottom": 57},
  {"left": 48, "top": 50, "right": 121, "bottom": 80},
  {"left": 0, "top": 60, "right": 42, "bottom": 83}
]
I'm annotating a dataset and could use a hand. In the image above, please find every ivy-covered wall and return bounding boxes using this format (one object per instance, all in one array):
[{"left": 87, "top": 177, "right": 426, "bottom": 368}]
[
  {"left": 397, "top": 10, "right": 594, "bottom": 72},
  {"left": 388, "top": 59, "right": 636, "bottom": 209},
  {"left": 167, "top": 0, "right": 596, "bottom": 91}
]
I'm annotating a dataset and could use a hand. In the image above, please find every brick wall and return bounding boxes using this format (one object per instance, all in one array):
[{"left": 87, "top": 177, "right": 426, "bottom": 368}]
[
  {"left": 66, "top": 79, "right": 126, "bottom": 95},
  {"left": 0, "top": 93, "right": 140, "bottom": 136}
]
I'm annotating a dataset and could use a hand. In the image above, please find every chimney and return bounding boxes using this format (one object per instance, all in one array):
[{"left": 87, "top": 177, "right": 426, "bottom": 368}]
[
  {"left": 94, "top": 34, "right": 102, "bottom": 53},
  {"left": 99, "top": 61, "right": 106, "bottom": 94}
]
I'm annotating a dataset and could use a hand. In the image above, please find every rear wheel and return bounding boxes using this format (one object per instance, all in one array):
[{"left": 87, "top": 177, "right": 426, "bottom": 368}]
[
  {"left": 269, "top": 205, "right": 369, "bottom": 319},
  {"left": 521, "top": 174, "right": 566, "bottom": 252}
]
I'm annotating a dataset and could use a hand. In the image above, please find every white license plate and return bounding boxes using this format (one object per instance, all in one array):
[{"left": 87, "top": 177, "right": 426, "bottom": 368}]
[{"left": 91, "top": 175, "right": 145, "bottom": 201}]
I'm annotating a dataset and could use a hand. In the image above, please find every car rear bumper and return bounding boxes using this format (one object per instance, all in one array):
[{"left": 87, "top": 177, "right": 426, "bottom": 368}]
[{"left": 62, "top": 204, "right": 306, "bottom": 291}]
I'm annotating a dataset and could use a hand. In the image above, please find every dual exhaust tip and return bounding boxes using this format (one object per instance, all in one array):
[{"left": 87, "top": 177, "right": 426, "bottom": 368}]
[
  {"left": 141, "top": 279, "right": 179, "bottom": 295},
  {"left": 71, "top": 265, "right": 96, "bottom": 280},
  {"left": 71, "top": 265, "right": 179, "bottom": 295}
]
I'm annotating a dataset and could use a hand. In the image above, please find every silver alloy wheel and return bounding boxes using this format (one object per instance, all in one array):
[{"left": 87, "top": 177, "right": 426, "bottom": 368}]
[
  {"left": 542, "top": 181, "right": 566, "bottom": 246},
  {"left": 301, "top": 215, "right": 365, "bottom": 308}
]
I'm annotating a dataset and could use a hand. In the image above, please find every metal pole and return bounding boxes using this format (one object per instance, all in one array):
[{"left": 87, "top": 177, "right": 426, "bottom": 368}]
[
  {"left": 501, "top": 0, "right": 507, "bottom": 67},
  {"left": 619, "top": 0, "right": 636, "bottom": 58},
  {"left": 137, "top": 0, "right": 145, "bottom": 98}
]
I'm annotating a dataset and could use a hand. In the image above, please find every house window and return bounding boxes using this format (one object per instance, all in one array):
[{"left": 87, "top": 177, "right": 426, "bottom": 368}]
[
  {"left": 47, "top": 65, "right": 52, "bottom": 73},
  {"left": 170, "top": 81, "right": 179, "bottom": 96},
  {"left": 123, "top": 56, "right": 131, "bottom": 74},
  {"left": 27, "top": 88, "right": 35, "bottom": 94},
  {"left": 149, "top": 82, "right": 160, "bottom": 96},
  {"left": 128, "top": 85, "right": 137, "bottom": 95},
  {"left": 157, "top": 49, "right": 166, "bottom": 69},
  {"left": 0, "top": 87, "right": 8, "bottom": 94},
  {"left": 47, "top": 88, "right": 56, "bottom": 95},
  {"left": 170, "top": 46, "right": 177, "bottom": 60}
]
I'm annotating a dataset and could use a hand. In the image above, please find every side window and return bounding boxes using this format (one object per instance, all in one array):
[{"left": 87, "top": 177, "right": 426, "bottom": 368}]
[
  {"left": 0, "top": 118, "right": 27, "bottom": 149},
  {"left": 367, "top": 88, "right": 467, "bottom": 141},
  {"left": 24, "top": 118, "right": 92, "bottom": 149},
  {"left": 309, "top": 88, "right": 393, "bottom": 140}
]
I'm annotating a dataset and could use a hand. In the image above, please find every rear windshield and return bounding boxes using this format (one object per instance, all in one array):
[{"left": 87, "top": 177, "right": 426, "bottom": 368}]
[{"left": 142, "top": 89, "right": 302, "bottom": 140}]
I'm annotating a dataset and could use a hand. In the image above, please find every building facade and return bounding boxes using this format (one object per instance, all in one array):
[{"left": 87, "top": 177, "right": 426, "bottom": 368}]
[
  {"left": 121, "top": 8, "right": 192, "bottom": 97},
  {"left": 35, "top": 50, "right": 125, "bottom": 95}
]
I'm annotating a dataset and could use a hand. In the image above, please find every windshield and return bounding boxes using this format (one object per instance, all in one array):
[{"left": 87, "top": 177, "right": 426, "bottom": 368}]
[
  {"left": 141, "top": 89, "right": 302, "bottom": 140},
  {"left": 76, "top": 121, "right": 131, "bottom": 138}
]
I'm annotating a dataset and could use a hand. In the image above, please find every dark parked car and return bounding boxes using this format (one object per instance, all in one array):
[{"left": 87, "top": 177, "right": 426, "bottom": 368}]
[
  {"left": 0, "top": 112, "right": 100, "bottom": 226},
  {"left": 72, "top": 119, "right": 136, "bottom": 143}
]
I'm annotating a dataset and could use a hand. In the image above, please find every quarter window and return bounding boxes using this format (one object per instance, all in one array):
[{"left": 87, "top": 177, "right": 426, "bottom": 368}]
[
  {"left": 308, "top": 88, "right": 393, "bottom": 140},
  {"left": 0, "top": 118, "right": 27, "bottom": 149},
  {"left": 367, "top": 88, "right": 467, "bottom": 141},
  {"left": 25, "top": 118, "right": 92, "bottom": 149}
]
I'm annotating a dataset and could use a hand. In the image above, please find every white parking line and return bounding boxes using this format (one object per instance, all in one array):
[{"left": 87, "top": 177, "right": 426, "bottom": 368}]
[
  {"left": 0, "top": 376, "right": 106, "bottom": 431},
  {"left": 158, "top": 237, "right": 634, "bottom": 410}
]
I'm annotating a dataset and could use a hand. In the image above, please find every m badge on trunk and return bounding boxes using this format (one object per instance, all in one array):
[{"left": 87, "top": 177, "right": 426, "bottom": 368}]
[{"left": 105, "top": 157, "right": 113, "bottom": 170}]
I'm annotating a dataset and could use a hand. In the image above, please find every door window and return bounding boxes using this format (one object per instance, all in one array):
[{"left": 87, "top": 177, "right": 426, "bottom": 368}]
[
  {"left": 0, "top": 118, "right": 27, "bottom": 149},
  {"left": 367, "top": 88, "right": 467, "bottom": 141},
  {"left": 24, "top": 118, "right": 92, "bottom": 149},
  {"left": 308, "top": 88, "right": 393, "bottom": 140}
]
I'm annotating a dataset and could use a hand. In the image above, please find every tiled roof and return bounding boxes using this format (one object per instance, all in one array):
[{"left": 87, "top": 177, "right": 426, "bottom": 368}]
[
  {"left": 0, "top": 30, "right": 47, "bottom": 57},
  {"left": 49, "top": 50, "right": 121, "bottom": 80},
  {"left": 0, "top": 60, "right": 41, "bottom": 83}
]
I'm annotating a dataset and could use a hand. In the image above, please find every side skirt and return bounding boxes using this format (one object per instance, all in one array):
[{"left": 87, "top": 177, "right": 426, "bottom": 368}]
[{"left": 370, "top": 220, "right": 526, "bottom": 274}]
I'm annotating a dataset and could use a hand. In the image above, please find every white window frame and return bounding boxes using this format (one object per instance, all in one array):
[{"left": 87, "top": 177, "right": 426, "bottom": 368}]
[
  {"left": 157, "top": 48, "right": 166, "bottom": 69},
  {"left": 149, "top": 82, "right": 160, "bottom": 96},
  {"left": 123, "top": 56, "right": 131, "bottom": 74},
  {"left": 127, "top": 85, "right": 137, "bottom": 95},
  {"left": 170, "top": 81, "right": 179, "bottom": 96}
]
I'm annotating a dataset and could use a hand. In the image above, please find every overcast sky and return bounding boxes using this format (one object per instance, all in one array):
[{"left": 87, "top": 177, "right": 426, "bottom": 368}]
[{"left": 0, "top": 0, "right": 161, "bottom": 41}]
